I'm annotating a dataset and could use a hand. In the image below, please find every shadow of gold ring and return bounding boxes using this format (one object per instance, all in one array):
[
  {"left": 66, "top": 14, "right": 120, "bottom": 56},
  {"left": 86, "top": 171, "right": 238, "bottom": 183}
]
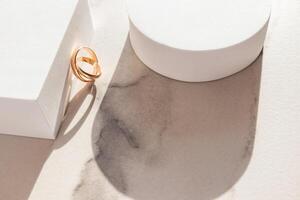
[{"left": 70, "top": 47, "right": 102, "bottom": 82}]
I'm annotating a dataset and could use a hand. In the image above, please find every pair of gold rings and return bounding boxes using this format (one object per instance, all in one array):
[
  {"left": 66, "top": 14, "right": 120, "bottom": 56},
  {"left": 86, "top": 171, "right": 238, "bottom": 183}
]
[{"left": 70, "top": 47, "right": 101, "bottom": 82}]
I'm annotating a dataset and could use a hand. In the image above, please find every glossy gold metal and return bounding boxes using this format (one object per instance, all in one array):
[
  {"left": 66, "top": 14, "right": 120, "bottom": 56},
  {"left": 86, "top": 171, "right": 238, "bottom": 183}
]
[{"left": 70, "top": 47, "right": 102, "bottom": 82}]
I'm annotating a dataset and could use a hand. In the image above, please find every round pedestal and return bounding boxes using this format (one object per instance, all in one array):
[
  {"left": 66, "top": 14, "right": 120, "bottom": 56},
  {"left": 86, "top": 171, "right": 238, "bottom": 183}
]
[{"left": 127, "top": 0, "right": 271, "bottom": 82}]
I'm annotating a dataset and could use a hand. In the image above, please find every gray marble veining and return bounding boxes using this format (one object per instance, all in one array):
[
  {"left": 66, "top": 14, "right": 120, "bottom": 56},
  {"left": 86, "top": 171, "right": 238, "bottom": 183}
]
[{"left": 73, "top": 38, "right": 262, "bottom": 200}]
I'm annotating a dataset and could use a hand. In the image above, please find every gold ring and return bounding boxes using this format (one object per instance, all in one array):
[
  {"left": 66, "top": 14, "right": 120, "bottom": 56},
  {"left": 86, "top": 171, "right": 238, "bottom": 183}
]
[{"left": 70, "top": 47, "right": 102, "bottom": 82}]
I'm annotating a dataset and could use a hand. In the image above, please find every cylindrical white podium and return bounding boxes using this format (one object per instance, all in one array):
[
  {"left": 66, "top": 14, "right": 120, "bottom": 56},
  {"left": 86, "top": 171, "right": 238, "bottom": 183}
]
[{"left": 127, "top": 0, "right": 271, "bottom": 82}]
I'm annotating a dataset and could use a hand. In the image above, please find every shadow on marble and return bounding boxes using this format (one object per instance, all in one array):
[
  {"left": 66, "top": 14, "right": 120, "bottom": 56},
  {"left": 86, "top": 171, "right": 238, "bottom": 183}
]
[
  {"left": 0, "top": 82, "right": 96, "bottom": 200},
  {"left": 54, "top": 83, "right": 97, "bottom": 149},
  {"left": 0, "top": 135, "right": 52, "bottom": 200},
  {"left": 83, "top": 38, "right": 263, "bottom": 200}
]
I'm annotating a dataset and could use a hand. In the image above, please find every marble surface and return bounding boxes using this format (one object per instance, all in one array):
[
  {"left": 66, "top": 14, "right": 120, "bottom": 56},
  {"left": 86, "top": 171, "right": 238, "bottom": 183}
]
[
  {"left": 0, "top": 0, "right": 300, "bottom": 199},
  {"left": 73, "top": 39, "right": 262, "bottom": 200}
]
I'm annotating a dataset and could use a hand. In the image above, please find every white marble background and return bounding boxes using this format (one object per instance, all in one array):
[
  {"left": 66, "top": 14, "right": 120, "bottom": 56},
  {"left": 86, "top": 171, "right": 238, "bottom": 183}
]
[{"left": 0, "top": 0, "right": 300, "bottom": 200}]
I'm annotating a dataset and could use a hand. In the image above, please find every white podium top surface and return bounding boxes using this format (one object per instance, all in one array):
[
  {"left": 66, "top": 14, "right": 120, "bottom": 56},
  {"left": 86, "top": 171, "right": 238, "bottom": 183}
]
[
  {"left": 0, "top": 0, "right": 78, "bottom": 99},
  {"left": 127, "top": 0, "right": 271, "bottom": 50}
]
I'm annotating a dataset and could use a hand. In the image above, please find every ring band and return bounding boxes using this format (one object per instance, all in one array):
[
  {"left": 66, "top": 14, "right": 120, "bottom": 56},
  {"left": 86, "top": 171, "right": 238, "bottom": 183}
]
[{"left": 70, "top": 47, "right": 102, "bottom": 82}]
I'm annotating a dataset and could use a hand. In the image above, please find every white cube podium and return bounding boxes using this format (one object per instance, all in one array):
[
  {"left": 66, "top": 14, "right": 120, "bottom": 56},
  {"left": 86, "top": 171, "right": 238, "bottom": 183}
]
[
  {"left": 128, "top": 0, "right": 271, "bottom": 82},
  {"left": 0, "top": 0, "right": 94, "bottom": 139}
]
